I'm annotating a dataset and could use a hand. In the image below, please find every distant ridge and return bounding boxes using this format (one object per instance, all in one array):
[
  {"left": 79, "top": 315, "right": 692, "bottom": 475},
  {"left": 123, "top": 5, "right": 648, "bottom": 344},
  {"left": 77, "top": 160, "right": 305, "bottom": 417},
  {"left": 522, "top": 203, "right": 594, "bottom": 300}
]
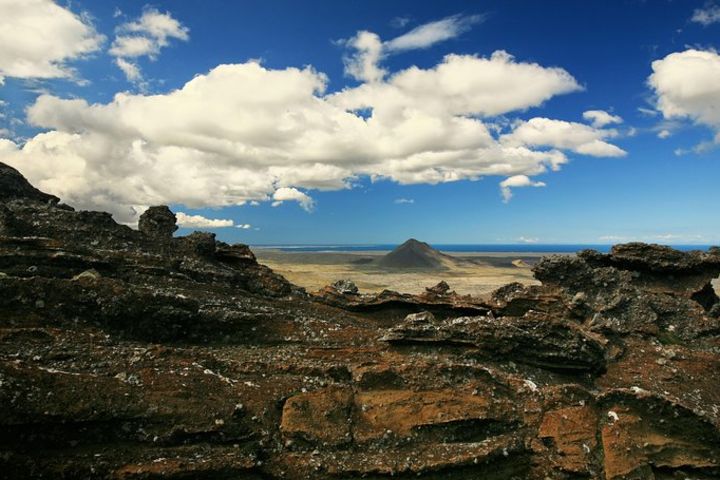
[{"left": 378, "top": 238, "right": 457, "bottom": 270}]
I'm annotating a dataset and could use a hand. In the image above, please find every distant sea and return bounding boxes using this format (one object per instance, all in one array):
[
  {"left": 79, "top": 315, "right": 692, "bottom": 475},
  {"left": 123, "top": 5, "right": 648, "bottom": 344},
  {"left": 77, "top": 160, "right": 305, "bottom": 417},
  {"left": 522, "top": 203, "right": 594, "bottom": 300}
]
[{"left": 251, "top": 244, "right": 715, "bottom": 253}]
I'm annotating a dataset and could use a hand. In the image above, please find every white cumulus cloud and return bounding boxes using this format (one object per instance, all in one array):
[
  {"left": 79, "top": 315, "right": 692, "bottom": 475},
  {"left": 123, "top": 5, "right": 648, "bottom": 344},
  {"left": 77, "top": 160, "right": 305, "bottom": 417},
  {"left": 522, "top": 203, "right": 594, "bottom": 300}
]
[
  {"left": 334, "top": 51, "right": 581, "bottom": 118},
  {"left": 649, "top": 49, "right": 720, "bottom": 150},
  {"left": 0, "top": 0, "right": 104, "bottom": 80},
  {"left": 272, "top": 187, "right": 315, "bottom": 211},
  {"left": 0, "top": 41, "right": 624, "bottom": 221},
  {"left": 499, "top": 175, "right": 546, "bottom": 202},
  {"left": 343, "top": 14, "right": 483, "bottom": 83},
  {"left": 502, "top": 117, "right": 626, "bottom": 157},
  {"left": 110, "top": 8, "right": 189, "bottom": 83},
  {"left": 582, "top": 110, "right": 623, "bottom": 128},
  {"left": 176, "top": 212, "right": 235, "bottom": 228},
  {"left": 120, "top": 7, "right": 189, "bottom": 43},
  {"left": 109, "top": 36, "right": 157, "bottom": 58},
  {"left": 343, "top": 31, "right": 386, "bottom": 83},
  {"left": 394, "top": 198, "right": 414, "bottom": 204}
]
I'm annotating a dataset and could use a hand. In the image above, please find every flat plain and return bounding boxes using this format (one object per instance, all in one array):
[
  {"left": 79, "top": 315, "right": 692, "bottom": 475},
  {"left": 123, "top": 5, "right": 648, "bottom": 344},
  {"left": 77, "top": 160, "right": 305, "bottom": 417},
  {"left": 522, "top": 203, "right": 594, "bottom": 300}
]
[{"left": 252, "top": 249, "right": 547, "bottom": 296}]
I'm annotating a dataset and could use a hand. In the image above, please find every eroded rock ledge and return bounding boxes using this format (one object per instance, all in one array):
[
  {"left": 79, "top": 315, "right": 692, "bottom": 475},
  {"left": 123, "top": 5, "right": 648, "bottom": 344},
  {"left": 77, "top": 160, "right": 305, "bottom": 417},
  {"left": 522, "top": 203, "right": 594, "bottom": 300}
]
[{"left": 1, "top": 161, "right": 719, "bottom": 479}]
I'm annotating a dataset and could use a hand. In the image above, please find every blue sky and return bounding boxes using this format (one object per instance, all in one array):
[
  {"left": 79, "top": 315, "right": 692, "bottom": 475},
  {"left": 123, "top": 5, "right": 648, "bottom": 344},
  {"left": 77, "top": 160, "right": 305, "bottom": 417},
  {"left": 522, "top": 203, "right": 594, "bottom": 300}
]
[{"left": 1, "top": 0, "right": 719, "bottom": 244}]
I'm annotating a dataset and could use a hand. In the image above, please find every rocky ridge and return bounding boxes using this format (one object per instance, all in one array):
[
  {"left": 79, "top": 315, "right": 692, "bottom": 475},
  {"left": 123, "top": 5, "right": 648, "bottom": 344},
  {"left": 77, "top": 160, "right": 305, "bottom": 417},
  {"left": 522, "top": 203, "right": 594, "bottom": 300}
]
[{"left": 1, "top": 161, "right": 720, "bottom": 479}]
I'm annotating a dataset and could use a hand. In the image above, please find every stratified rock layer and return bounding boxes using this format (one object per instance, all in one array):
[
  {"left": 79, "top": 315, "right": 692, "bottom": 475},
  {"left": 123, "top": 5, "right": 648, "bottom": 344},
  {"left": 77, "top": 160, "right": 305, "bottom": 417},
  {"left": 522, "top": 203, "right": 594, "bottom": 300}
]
[{"left": 1, "top": 161, "right": 720, "bottom": 479}]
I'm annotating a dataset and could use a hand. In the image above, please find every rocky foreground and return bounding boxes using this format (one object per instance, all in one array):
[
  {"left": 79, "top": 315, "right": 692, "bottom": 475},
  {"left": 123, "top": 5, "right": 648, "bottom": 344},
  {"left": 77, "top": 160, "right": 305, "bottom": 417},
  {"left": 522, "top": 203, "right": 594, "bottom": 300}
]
[{"left": 1, "top": 162, "right": 720, "bottom": 479}]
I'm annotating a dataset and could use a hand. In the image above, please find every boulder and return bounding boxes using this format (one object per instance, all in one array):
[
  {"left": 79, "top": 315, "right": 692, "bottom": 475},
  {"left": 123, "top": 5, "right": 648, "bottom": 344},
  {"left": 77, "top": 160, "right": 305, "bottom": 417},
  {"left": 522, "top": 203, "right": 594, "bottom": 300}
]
[
  {"left": 138, "top": 206, "right": 177, "bottom": 240},
  {"left": 331, "top": 279, "right": 358, "bottom": 294}
]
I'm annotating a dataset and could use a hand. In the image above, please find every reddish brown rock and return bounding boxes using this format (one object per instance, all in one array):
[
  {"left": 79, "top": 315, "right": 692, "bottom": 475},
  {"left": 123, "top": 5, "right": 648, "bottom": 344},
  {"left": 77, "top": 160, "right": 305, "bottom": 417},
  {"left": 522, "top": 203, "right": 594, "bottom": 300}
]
[
  {"left": 599, "top": 390, "right": 720, "bottom": 479},
  {"left": 280, "top": 386, "right": 353, "bottom": 446},
  {"left": 1, "top": 162, "right": 720, "bottom": 479},
  {"left": 538, "top": 405, "right": 597, "bottom": 474}
]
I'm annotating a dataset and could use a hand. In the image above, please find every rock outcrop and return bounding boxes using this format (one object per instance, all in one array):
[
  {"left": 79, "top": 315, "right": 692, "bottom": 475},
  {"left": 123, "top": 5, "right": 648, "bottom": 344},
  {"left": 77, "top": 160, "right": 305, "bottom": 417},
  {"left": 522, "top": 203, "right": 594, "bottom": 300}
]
[
  {"left": 1, "top": 161, "right": 719, "bottom": 479},
  {"left": 329, "top": 278, "right": 358, "bottom": 294},
  {"left": 138, "top": 205, "right": 178, "bottom": 240},
  {"left": 0, "top": 162, "right": 59, "bottom": 203}
]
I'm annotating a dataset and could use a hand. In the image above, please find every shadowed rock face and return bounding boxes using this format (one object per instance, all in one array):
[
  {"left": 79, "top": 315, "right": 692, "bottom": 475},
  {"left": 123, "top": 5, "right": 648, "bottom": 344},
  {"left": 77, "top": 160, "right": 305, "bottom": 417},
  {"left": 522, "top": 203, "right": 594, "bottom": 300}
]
[
  {"left": 139, "top": 206, "right": 178, "bottom": 240},
  {"left": 0, "top": 163, "right": 59, "bottom": 204},
  {"left": 1, "top": 161, "right": 720, "bottom": 479}
]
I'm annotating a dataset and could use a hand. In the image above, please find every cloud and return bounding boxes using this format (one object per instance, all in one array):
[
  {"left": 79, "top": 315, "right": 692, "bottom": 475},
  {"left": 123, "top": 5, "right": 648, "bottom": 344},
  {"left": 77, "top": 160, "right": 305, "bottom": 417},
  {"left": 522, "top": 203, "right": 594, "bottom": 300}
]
[
  {"left": 658, "top": 129, "right": 671, "bottom": 139},
  {"left": 394, "top": 198, "right": 414, "bottom": 204},
  {"left": 600, "top": 233, "right": 708, "bottom": 244},
  {"left": 343, "top": 14, "right": 483, "bottom": 83},
  {"left": 176, "top": 212, "right": 234, "bottom": 228},
  {"left": 109, "top": 36, "right": 157, "bottom": 58},
  {"left": 499, "top": 175, "right": 546, "bottom": 202},
  {"left": 110, "top": 8, "right": 188, "bottom": 83},
  {"left": 517, "top": 236, "right": 539, "bottom": 244},
  {"left": 502, "top": 117, "right": 626, "bottom": 157},
  {"left": 390, "top": 16, "right": 412, "bottom": 29},
  {"left": 342, "top": 31, "right": 386, "bottom": 83},
  {"left": 691, "top": 4, "right": 720, "bottom": 25},
  {"left": 272, "top": 187, "right": 315, "bottom": 211},
  {"left": 582, "top": 110, "right": 623, "bottom": 128},
  {"left": 0, "top": 46, "right": 622, "bottom": 221},
  {"left": 334, "top": 51, "right": 582, "bottom": 118},
  {"left": 637, "top": 107, "right": 659, "bottom": 117},
  {"left": 599, "top": 235, "right": 625, "bottom": 242},
  {"left": 649, "top": 49, "right": 720, "bottom": 148},
  {"left": 0, "top": 0, "right": 104, "bottom": 80},
  {"left": 649, "top": 49, "right": 720, "bottom": 126},
  {"left": 120, "top": 8, "right": 189, "bottom": 43},
  {"left": 236, "top": 224, "right": 252, "bottom": 230},
  {"left": 115, "top": 58, "right": 142, "bottom": 82},
  {"left": 385, "top": 14, "right": 484, "bottom": 52},
  {"left": 674, "top": 138, "right": 718, "bottom": 156},
  {"left": 654, "top": 233, "right": 706, "bottom": 242}
]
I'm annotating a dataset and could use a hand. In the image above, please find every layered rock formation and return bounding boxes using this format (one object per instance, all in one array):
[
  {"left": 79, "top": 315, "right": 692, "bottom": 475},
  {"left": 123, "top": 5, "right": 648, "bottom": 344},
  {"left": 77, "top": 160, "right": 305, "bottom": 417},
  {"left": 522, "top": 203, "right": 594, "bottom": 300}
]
[{"left": 1, "top": 161, "right": 720, "bottom": 479}]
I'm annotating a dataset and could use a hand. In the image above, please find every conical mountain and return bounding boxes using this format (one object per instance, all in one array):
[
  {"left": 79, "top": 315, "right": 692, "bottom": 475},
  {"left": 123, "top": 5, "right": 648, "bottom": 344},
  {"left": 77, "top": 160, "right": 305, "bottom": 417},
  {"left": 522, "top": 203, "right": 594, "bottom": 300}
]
[{"left": 378, "top": 238, "right": 456, "bottom": 269}]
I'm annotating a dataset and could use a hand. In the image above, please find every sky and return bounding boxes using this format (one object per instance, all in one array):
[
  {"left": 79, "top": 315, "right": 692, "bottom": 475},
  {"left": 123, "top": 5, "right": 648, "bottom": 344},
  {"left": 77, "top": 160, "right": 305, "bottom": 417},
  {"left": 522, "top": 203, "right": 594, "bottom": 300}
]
[{"left": 0, "top": 0, "right": 719, "bottom": 245}]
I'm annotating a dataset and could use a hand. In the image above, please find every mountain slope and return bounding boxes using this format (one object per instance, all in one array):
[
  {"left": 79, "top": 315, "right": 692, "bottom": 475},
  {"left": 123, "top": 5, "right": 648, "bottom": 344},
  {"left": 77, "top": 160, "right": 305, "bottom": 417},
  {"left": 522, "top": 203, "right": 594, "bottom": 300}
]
[{"left": 378, "top": 238, "right": 457, "bottom": 269}]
